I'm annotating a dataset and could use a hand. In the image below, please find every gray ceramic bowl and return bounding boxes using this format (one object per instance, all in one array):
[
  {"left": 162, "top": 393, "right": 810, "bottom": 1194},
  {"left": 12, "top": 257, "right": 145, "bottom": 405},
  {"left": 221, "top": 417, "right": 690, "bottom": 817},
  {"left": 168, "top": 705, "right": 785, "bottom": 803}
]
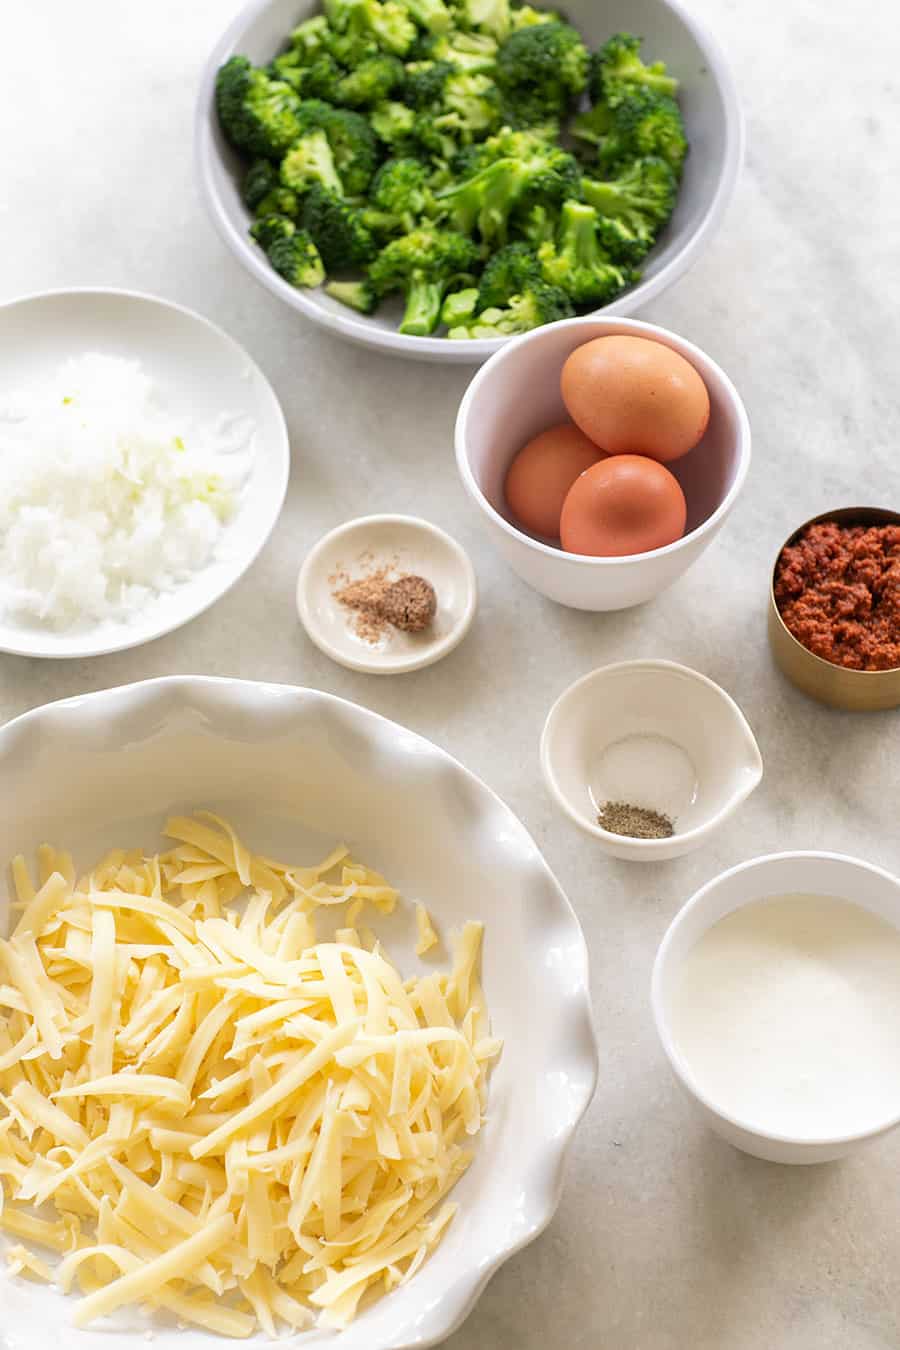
[{"left": 196, "top": 0, "right": 743, "bottom": 363}]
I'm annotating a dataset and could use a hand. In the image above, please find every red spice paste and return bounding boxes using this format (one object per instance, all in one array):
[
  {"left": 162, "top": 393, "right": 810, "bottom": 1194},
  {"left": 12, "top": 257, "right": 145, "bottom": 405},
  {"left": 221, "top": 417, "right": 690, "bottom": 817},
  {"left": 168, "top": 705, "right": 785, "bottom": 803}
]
[{"left": 774, "top": 520, "right": 900, "bottom": 671}]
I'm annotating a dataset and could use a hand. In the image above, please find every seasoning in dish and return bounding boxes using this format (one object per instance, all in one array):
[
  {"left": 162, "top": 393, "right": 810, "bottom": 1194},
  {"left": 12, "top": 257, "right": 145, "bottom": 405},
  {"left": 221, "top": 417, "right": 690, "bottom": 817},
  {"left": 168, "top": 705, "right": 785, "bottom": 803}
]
[
  {"left": 333, "top": 563, "right": 437, "bottom": 643},
  {"left": 774, "top": 519, "right": 900, "bottom": 670},
  {"left": 598, "top": 800, "right": 674, "bottom": 839}
]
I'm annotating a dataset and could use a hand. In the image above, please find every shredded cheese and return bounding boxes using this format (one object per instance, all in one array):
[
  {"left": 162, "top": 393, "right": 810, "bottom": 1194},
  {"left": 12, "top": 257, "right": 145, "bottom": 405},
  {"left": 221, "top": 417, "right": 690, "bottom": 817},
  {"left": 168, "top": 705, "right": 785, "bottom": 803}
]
[{"left": 0, "top": 816, "right": 500, "bottom": 1336}]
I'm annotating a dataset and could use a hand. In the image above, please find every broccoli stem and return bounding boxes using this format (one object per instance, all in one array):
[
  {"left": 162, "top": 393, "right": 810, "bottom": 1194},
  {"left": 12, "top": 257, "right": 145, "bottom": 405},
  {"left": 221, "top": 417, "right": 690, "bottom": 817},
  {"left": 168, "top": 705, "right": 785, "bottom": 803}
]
[
  {"left": 399, "top": 276, "right": 444, "bottom": 335},
  {"left": 565, "top": 200, "right": 600, "bottom": 268}
]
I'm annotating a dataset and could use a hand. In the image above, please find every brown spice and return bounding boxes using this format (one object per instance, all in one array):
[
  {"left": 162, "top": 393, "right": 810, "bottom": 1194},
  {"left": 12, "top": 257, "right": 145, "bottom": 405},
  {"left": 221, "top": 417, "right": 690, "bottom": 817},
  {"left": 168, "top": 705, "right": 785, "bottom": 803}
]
[
  {"left": 598, "top": 800, "right": 674, "bottom": 840},
  {"left": 333, "top": 565, "right": 437, "bottom": 644}
]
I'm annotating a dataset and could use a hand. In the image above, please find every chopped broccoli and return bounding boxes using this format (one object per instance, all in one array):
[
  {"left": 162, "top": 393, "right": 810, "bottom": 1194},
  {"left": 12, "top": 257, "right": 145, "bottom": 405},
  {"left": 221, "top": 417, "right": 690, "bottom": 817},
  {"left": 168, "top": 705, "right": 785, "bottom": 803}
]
[
  {"left": 249, "top": 213, "right": 297, "bottom": 250},
  {"left": 216, "top": 56, "right": 305, "bottom": 159},
  {"left": 254, "top": 186, "right": 300, "bottom": 218},
  {"left": 289, "top": 14, "right": 333, "bottom": 60},
  {"left": 298, "top": 52, "right": 346, "bottom": 101},
  {"left": 594, "top": 213, "right": 653, "bottom": 265},
  {"left": 324, "top": 0, "right": 417, "bottom": 54},
  {"left": 369, "top": 227, "right": 478, "bottom": 334},
  {"left": 370, "top": 98, "right": 416, "bottom": 144},
  {"left": 337, "top": 52, "right": 405, "bottom": 104},
  {"left": 592, "top": 88, "right": 688, "bottom": 175},
  {"left": 420, "top": 31, "right": 498, "bottom": 72},
  {"left": 509, "top": 4, "right": 558, "bottom": 28},
  {"left": 371, "top": 156, "right": 433, "bottom": 229},
  {"left": 590, "top": 32, "right": 678, "bottom": 106},
  {"left": 440, "top": 287, "right": 480, "bottom": 325},
  {"left": 463, "top": 0, "right": 510, "bottom": 41},
  {"left": 268, "top": 229, "right": 326, "bottom": 287},
  {"left": 404, "top": 59, "right": 454, "bottom": 107},
  {"left": 537, "top": 199, "right": 632, "bottom": 304},
  {"left": 511, "top": 200, "right": 558, "bottom": 245},
  {"left": 302, "top": 185, "right": 378, "bottom": 268},
  {"left": 397, "top": 0, "right": 453, "bottom": 32},
  {"left": 570, "top": 101, "right": 613, "bottom": 147},
  {"left": 476, "top": 240, "right": 539, "bottom": 306},
  {"left": 496, "top": 22, "right": 588, "bottom": 120},
  {"left": 297, "top": 102, "right": 380, "bottom": 193},
  {"left": 280, "top": 129, "right": 343, "bottom": 194},
  {"left": 447, "top": 278, "right": 572, "bottom": 337},
  {"left": 440, "top": 71, "right": 500, "bottom": 138},
  {"left": 242, "top": 158, "right": 279, "bottom": 209},
  {"left": 581, "top": 155, "right": 677, "bottom": 236},
  {"left": 326, "top": 278, "right": 380, "bottom": 311},
  {"left": 435, "top": 143, "right": 577, "bottom": 244}
]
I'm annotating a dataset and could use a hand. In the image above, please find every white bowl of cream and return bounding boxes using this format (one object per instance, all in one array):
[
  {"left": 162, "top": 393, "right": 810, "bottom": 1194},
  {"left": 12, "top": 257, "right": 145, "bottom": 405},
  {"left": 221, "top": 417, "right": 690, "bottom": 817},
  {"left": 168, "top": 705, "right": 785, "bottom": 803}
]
[{"left": 652, "top": 853, "right": 900, "bottom": 1163}]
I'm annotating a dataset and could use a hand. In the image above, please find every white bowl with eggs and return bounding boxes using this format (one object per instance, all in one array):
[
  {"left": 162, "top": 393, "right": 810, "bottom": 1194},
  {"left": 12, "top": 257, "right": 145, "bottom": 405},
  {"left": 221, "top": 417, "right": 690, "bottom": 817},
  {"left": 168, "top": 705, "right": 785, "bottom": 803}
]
[
  {"left": 653, "top": 852, "right": 900, "bottom": 1164},
  {"left": 196, "top": 0, "right": 743, "bottom": 363},
  {"left": 454, "top": 316, "right": 750, "bottom": 610},
  {"left": 541, "top": 660, "right": 763, "bottom": 861},
  {"left": 0, "top": 676, "right": 598, "bottom": 1349}
]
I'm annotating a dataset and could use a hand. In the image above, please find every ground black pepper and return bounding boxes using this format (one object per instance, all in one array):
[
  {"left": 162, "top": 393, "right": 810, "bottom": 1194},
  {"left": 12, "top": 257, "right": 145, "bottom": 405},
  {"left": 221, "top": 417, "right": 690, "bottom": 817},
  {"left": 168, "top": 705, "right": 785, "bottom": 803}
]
[{"left": 598, "top": 801, "right": 675, "bottom": 840}]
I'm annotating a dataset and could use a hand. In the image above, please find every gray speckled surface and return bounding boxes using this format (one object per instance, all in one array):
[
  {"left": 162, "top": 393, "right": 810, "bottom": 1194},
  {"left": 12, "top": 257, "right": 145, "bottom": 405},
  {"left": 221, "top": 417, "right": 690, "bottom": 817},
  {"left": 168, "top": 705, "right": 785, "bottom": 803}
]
[{"left": 3, "top": 1, "right": 900, "bottom": 1346}]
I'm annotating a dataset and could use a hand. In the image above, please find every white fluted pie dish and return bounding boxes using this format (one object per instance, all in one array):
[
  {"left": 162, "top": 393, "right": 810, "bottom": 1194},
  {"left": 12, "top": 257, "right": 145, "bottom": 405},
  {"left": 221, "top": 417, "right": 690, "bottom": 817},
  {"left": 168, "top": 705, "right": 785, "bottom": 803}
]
[{"left": 0, "top": 676, "right": 597, "bottom": 1350}]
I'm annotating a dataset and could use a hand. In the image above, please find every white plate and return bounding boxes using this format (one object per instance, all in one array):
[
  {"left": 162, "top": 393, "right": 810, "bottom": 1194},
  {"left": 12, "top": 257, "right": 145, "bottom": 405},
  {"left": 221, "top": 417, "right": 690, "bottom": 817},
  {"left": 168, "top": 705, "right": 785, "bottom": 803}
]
[
  {"left": 0, "top": 289, "right": 290, "bottom": 658},
  {"left": 297, "top": 514, "right": 477, "bottom": 673},
  {"left": 0, "top": 677, "right": 598, "bottom": 1350}
]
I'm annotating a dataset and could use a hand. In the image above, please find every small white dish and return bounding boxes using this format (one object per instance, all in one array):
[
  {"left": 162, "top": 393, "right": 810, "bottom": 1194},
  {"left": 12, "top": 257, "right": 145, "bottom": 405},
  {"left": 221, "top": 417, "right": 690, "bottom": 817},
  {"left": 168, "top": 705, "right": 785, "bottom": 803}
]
[
  {"left": 0, "top": 288, "right": 290, "bottom": 659},
  {"left": 540, "top": 659, "right": 762, "bottom": 861},
  {"left": 297, "top": 514, "right": 477, "bottom": 674},
  {"left": 0, "top": 676, "right": 597, "bottom": 1349},
  {"left": 196, "top": 0, "right": 743, "bottom": 364},
  {"left": 456, "top": 316, "right": 751, "bottom": 610},
  {"left": 652, "top": 852, "right": 900, "bottom": 1163}
]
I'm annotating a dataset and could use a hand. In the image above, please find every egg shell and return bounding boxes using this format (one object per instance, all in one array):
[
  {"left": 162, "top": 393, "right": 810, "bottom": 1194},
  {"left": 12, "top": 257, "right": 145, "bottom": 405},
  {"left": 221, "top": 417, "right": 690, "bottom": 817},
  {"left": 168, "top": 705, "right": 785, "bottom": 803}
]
[
  {"left": 504, "top": 422, "right": 606, "bottom": 540},
  {"left": 560, "top": 335, "right": 710, "bottom": 463},
  {"left": 560, "top": 454, "right": 688, "bottom": 557}
]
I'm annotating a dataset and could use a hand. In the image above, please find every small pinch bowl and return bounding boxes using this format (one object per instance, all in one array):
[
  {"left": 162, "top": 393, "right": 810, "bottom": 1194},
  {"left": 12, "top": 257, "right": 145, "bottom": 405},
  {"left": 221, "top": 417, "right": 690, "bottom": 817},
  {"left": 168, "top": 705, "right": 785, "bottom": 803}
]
[
  {"left": 540, "top": 660, "right": 762, "bottom": 861},
  {"left": 652, "top": 851, "right": 900, "bottom": 1164},
  {"left": 768, "top": 506, "right": 900, "bottom": 712},
  {"left": 455, "top": 317, "right": 751, "bottom": 610}
]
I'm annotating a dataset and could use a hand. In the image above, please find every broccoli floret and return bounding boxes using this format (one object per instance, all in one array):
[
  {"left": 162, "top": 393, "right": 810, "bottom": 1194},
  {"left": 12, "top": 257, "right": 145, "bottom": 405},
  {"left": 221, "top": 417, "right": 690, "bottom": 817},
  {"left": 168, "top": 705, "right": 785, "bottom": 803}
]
[
  {"left": 476, "top": 240, "right": 539, "bottom": 307},
  {"left": 369, "top": 227, "right": 479, "bottom": 334},
  {"left": 326, "top": 278, "right": 380, "bottom": 312},
  {"left": 590, "top": 32, "right": 678, "bottom": 106},
  {"left": 336, "top": 53, "right": 405, "bottom": 105},
  {"left": 436, "top": 144, "right": 577, "bottom": 244},
  {"left": 268, "top": 229, "right": 326, "bottom": 288},
  {"left": 496, "top": 22, "right": 588, "bottom": 120},
  {"left": 268, "top": 50, "right": 305, "bottom": 90},
  {"left": 569, "top": 101, "right": 613, "bottom": 148},
  {"left": 420, "top": 31, "right": 498, "bottom": 73},
  {"left": 463, "top": 0, "right": 511, "bottom": 41},
  {"left": 299, "top": 52, "right": 345, "bottom": 101},
  {"left": 371, "top": 157, "right": 433, "bottom": 229},
  {"left": 440, "top": 71, "right": 500, "bottom": 138},
  {"left": 297, "top": 102, "right": 380, "bottom": 194},
  {"left": 404, "top": 59, "right": 454, "bottom": 107},
  {"left": 325, "top": 0, "right": 417, "bottom": 55},
  {"left": 254, "top": 186, "right": 300, "bottom": 218},
  {"left": 581, "top": 155, "right": 677, "bottom": 235},
  {"left": 411, "top": 111, "right": 461, "bottom": 161},
  {"left": 215, "top": 56, "right": 305, "bottom": 159},
  {"left": 537, "top": 199, "right": 633, "bottom": 304},
  {"left": 509, "top": 4, "right": 559, "bottom": 28},
  {"left": 242, "top": 158, "right": 279, "bottom": 209},
  {"left": 593, "top": 88, "right": 688, "bottom": 175},
  {"left": 289, "top": 14, "right": 332, "bottom": 61},
  {"left": 302, "top": 185, "right": 378, "bottom": 268},
  {"left": 249, "top": 213, "right": 297, "bottom": 251},
  {"left": 396, "top": 0, "right": 453, "bottom": 33},
  {"left": 447, "top": 279, "right": 572, "bottom": 337},
  {"left": 594, "top": 213, "right": 653, "bottom": 265},
  {"left": 440, "top": 287, "right": 480, "bottom": 325},
  {"left": 280, "top": 130, "right": 343, "bottom": 195},
  {"left": 370, "top": 99, "right": 416, "bottom": 144},
  {"left": 511, "top": 200, "right": 558, "bottom": 245}
]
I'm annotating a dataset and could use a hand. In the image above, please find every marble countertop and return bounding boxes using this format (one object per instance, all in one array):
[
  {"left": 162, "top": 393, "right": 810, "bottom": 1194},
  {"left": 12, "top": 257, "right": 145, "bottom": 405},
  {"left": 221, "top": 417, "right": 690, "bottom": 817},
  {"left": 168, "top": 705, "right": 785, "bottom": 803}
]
[{"left": 3, "top": 2, "right": 900, "bottom": 1346}]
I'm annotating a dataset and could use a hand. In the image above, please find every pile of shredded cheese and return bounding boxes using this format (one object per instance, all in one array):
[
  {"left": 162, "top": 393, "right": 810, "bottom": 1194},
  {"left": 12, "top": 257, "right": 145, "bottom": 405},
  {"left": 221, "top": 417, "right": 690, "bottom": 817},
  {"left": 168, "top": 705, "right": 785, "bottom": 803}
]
[
  {"left": 0, "top": 354, "right": 253, "bottom": 629},
  {"left": 0, "top": 813, "right": 500, "bottom": 1336}
]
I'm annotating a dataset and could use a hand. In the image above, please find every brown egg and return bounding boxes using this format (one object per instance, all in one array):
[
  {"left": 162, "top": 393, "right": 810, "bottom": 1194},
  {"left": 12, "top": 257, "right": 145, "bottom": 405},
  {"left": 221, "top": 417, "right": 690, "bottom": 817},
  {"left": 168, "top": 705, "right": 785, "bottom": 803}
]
[
  {"left": 560, "top": 335, "right": 710, "bottom": 463},
  {"left": 560, "top": 455, "right": 687, "bottom": 557},
  {"left": 504, "top": 422, "right": 606, "bottom": 539}
]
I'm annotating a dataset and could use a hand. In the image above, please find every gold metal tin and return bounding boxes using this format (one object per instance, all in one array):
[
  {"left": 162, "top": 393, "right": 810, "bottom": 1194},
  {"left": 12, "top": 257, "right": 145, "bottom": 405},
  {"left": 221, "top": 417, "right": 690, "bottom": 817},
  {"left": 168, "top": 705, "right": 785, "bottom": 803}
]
[{"left": 768, "top": 506, "right": 900, "bottom": 712}]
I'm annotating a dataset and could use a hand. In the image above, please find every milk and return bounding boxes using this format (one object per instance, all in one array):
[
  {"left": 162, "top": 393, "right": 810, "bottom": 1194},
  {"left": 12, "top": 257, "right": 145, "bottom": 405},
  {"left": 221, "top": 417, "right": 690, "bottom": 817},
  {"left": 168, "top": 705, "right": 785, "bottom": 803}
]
[{"left": 669, "top": 893, "right": 900, "bottom": 1139}]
